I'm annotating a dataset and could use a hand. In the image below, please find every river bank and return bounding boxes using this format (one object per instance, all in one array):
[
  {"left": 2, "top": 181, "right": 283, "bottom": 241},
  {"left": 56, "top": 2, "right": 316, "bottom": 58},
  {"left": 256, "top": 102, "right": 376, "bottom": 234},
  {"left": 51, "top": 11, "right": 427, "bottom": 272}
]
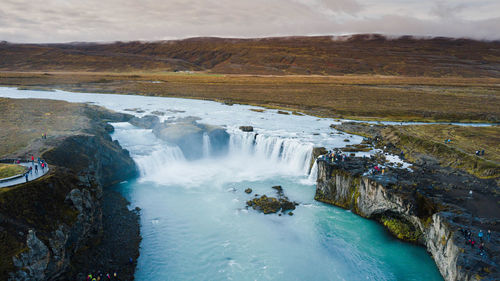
[
  {"left": 314, "top": 140, "right": 499, "bottom": 280},
  {"left": 1, "top": 72, "right": 499, "bottom": 123},
  {"left": 0, "top": 98, "right": 140, "bottom": 280}
]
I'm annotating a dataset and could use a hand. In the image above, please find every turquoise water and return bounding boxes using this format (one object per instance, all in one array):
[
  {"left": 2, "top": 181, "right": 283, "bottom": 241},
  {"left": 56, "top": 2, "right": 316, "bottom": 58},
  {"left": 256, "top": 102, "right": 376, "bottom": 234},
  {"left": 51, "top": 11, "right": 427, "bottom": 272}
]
[
  {"left": 111, "top": 123, "right": 443, "bottom": 281},
  {"left": 0, "top": 87, "right": 443, "bottom": 281}
]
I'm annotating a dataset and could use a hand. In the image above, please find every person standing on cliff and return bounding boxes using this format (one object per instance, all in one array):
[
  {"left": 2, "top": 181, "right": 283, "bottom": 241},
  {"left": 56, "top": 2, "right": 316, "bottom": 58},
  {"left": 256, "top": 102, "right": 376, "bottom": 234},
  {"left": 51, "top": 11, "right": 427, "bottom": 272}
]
[
  {"left": 487, "top": 230, "right": 491, "bottom": 242},
  {"left": 479, "top": 230, "right": 484, "bottom": 242},
  {"left": 25, "top": 173, "right": 29, "bottom": 182}
]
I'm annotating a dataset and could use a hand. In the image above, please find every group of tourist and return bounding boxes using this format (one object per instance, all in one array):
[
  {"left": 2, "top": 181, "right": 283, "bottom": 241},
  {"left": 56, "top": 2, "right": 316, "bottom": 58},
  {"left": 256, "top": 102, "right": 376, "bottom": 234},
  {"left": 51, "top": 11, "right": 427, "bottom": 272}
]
[
  {"left": 370, "top": 165, "right": 385, "bottom": 175},
  {"left": 460, "top": 228, "right": 492, "bottom": 259},
  {"left": 475, "top": 150, "right": 485, "bottom": 156},
  {"left": 24, "top": 156, "right": 48, "bottom": 182},
  {"left": 323, "top": 150, "right": 349, "bottom": 164}
]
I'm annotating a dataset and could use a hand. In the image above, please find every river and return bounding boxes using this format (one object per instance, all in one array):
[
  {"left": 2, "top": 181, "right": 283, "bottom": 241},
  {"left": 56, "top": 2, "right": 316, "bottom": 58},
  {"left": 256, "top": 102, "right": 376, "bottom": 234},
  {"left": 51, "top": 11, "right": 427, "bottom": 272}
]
[{"left": 0, "top": 87, "right": 443, "bottom": 280}]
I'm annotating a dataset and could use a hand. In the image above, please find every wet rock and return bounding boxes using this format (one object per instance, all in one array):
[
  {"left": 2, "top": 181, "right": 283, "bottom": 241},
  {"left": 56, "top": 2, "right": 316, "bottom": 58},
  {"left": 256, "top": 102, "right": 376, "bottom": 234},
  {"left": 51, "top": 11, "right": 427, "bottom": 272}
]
[
  {"left": 246, "top": 186, "right": 297, "bottom": 215},
  {"left": 245, "top": 188, "right": 252, "bottom": 194},
  {"left": 104, "top": 123, "right": 114, "bottom": 133},
  {"left": 272, "top": 185, "right": 284, "bottom": 197},
  {"left": 129, "top": 115, "right": 160, "bottom": 129},
  {"left": 280, "top": 200, "right": 296, "bottom": 212},
  {"left": 277, "top": 110, "right": 290, "bottom": 115},
  {"left": 288, "top": 212, "right": 294, "bottom": 216},
  {"left": 152, "top": 116, "right": 229, "bottom": 159},
  {"left": 311, "top": 147, "right": 327, "bottom": 170},
  {"left": 239, "top": 126, "right": 254, "bottom": 132},
  {"left": 247, "top": 195, "right": 281, "bottom": 214},
  {"left": 150, "top": 110, "right": 165, "bottom": 116}
]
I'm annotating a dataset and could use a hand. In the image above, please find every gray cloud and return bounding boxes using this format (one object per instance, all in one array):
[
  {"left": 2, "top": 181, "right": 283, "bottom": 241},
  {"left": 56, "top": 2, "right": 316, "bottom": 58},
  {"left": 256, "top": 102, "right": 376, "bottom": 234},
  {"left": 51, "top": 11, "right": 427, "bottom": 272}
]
[{"left": 0, "top": 0, "right": 498, "bottom": 43}]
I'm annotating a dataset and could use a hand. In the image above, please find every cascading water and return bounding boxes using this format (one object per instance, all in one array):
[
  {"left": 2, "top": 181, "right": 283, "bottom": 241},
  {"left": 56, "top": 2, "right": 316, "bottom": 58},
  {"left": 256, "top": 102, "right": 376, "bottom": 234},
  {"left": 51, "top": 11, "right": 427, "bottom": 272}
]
[
  {"left": 202, "top": 133, "right": 211, "bottom": 158},
  {"left": 111, "top": 123, "right": 442, "bottom": 281},
  {"left": 0, "top": 88, "right": 443, "bottom": 281},
  {"left": 228, "top": 131, "right": 313, "bottom": 176}
]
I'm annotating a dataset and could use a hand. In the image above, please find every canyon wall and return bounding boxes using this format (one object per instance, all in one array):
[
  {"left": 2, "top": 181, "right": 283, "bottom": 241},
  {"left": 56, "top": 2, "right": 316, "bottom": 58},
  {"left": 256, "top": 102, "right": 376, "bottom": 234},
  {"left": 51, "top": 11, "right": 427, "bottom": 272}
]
[{"left": 315, "top": 160, "right": 496, "bottom": 281}]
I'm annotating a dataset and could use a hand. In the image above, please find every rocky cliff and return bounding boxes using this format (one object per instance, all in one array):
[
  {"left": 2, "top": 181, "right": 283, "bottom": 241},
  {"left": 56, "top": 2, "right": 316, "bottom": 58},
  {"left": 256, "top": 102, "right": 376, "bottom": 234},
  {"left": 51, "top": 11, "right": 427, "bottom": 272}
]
[
  {"left": 315, "top": 159, "right": 499, "bottom": 281},
  {"left": 0, "top": 102, "right": 138, "bottom": 281}
]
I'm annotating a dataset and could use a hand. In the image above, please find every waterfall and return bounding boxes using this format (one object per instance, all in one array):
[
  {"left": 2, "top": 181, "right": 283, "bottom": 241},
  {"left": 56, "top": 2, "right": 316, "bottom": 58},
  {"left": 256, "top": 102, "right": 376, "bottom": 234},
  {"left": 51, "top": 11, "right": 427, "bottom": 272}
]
[
  {"left": 307, "top": 160, "right": 318, "bottom": 182},
  {"left": 135, "top": 146, "right": 185, "bottom": 177},
  {"left": 121, "top": 126, "right": 315, "bottom": 185},
  {"left": 228, "top": 131, "right": 313, "bottom": 176},
  {"left": 203, "top": 133, "right": 211, "bottom": 158}
]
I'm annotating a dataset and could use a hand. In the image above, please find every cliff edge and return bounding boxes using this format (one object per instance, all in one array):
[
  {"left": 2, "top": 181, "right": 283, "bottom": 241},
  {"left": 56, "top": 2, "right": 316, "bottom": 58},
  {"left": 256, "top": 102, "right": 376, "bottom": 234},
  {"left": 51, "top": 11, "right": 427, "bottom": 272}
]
[
  {"left": 315, "top": 157, "right": 499, "bottom": 281},
  {"left": 0, "top": 98, "right": 139, "bottom": 280}
]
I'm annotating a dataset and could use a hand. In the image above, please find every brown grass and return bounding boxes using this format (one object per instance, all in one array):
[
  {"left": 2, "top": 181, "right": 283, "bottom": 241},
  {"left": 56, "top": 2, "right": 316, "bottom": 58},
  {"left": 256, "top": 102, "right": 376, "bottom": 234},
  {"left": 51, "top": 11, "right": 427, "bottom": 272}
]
[
  {"left": 0, "top": 98, "right": 89, "bottom": 157},
  {"left": 398, "top": 125, "right": 500, "bottom": 163},
  {"left": 1, "top": 72, "right": 499, "bottom": 123},
  {"left": 1, "top": 35, "right": 499, "bottom": 77}
]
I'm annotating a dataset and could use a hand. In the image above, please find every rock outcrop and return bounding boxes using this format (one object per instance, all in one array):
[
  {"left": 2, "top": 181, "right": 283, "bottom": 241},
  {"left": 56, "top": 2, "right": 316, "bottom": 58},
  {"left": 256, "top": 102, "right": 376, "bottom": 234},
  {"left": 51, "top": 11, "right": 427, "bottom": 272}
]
[
  {"left": 315, "top": 159, "right": 499, "bottom": 281},
  {"left": 239, "top": 126, "right": 254, "bottom": 132},
  {"left": 0, "top": 106, "right": 138, "bottom": 281},
  {"left": 246, "top": 186, "right": 298, "bottom": 215},
  {"left": 129, "top": 115, "right": 160, "bottom": 129},
  {"left": 151, "top": 116, "right": 229, "bottom": 159}
]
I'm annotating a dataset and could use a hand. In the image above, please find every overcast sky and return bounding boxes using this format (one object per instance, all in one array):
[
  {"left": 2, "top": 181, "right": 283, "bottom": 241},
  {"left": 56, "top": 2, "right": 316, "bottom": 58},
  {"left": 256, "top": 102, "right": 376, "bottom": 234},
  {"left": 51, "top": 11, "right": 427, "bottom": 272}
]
[{"left": 0, "top": 0, "right": 499, "bottom": 43}]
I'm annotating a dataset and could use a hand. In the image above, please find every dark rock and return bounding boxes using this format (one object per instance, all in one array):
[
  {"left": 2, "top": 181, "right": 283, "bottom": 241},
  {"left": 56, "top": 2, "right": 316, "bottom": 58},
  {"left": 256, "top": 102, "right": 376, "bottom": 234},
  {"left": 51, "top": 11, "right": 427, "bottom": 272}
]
[
  {"left": 280, "top": 200, "right": 296, "bottom": 212},
  {"left": 150, "top": 110, "right": 165, "bottom": 116},
  {"left": 311, "top": 147, "right": 327, "bottom": 170},
  {"left": 246, "top": 186, "right": 298, "bottom": 215},
  {"left": 277, "top": 110, "right": 290, "bottom": 115},
  {"left": 288, "top": 212, "right": 294, "bottom": 216},
  {"left": 239, "top": 126, "right": 254, "bottom": 132},
  {"left": 247, "top": 195, "right": 281, "bottom": 214},
  {"left": 104, "top": 123, "right": 114, "bottom": 133},
  {"left": 245, "top": 188, "right": 252, "bottom": 194},
  {"left": 272, "top": 185, "right": 284, "bottom": 197}
]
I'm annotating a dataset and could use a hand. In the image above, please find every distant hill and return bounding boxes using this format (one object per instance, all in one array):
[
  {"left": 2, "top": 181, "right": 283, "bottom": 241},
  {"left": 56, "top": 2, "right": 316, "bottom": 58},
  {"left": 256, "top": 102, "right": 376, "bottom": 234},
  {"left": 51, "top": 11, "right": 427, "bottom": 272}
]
[{"left": 1, "top": 34, "right": 499, "bottom": 77}]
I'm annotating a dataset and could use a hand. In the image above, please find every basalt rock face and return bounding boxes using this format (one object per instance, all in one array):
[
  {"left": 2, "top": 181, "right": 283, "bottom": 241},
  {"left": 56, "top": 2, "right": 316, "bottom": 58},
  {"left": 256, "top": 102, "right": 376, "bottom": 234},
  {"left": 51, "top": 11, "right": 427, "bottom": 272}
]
[
  {"left": 0, "top": 108, "right": 138, "bottom": 280},
  {"left": 315, "top": 159, "right": 499, "bottom": 281}
]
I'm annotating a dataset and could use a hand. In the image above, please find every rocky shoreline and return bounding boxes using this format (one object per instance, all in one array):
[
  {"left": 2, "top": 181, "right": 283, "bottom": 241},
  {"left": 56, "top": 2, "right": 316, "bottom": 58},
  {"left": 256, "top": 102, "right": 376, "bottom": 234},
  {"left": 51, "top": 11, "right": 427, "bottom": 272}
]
[
  {"left": 314, "top": 156, "right": 499, "bottom": 280},
  {"left": 0, "top": 99, "right": 141, "bottom": 280}
]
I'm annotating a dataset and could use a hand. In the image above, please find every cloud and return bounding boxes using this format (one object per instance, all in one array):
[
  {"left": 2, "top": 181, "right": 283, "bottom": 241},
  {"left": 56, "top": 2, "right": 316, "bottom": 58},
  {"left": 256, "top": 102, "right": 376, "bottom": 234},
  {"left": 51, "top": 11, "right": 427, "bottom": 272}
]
[{"left": 0, "top": 0, "right": 498, "bottom": 43}]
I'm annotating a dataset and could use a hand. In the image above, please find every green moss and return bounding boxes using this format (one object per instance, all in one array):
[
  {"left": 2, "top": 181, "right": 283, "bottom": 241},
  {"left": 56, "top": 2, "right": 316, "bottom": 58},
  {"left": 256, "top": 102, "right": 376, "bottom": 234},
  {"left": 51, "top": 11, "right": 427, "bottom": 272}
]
[
  {"left": 380, "top": 215, "right": 422, "bottom": 242},
  {"left": 318, "top": 168, "right": 362, "bottom": 214},
  {"left": 0, "top": 231, "right": 25, "bottom": 279}
]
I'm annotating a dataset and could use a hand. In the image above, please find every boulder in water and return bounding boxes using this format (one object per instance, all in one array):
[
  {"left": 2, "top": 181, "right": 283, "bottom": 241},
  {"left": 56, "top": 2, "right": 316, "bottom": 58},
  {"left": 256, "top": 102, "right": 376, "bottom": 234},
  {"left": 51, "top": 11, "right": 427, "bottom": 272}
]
[
  {"left": 152, "top": 116, "right": 229, "bottom": 160},
  {"left": 129, "top": 115, "right": 160, "bottom": 129},
  {"left": 245, "top": 188, "right": 253, "bottom": 194},
  {"left": 246, "top": 186, "right": 298, "bottom": 215},
  {"left": 239, "top": 126, "right": 254, "bottom": 132}
]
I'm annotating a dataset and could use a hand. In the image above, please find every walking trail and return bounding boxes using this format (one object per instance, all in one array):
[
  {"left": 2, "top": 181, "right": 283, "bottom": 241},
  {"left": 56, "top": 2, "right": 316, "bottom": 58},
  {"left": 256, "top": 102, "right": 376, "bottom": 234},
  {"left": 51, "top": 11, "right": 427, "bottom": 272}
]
[{"left": 0, "top": 162, "right": 49, "bottom": 188}]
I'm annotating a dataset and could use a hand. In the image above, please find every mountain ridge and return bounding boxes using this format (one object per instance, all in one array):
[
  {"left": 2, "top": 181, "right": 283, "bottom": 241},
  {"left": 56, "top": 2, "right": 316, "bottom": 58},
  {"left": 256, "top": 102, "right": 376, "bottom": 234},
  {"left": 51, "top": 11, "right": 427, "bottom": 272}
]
[{"left": 1, "top": 34, "right": 499, "bottom": 77}]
